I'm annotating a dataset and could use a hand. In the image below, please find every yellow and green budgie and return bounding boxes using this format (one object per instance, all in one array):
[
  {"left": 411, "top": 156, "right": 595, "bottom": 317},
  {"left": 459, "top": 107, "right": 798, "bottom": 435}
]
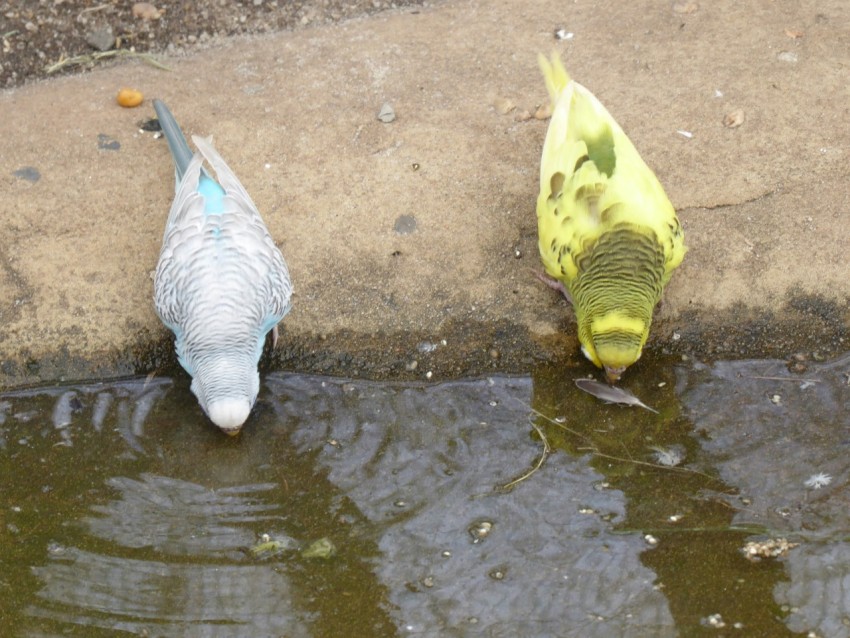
[{"left": 536, "top": 52, "right": 686, "bottom": 382}]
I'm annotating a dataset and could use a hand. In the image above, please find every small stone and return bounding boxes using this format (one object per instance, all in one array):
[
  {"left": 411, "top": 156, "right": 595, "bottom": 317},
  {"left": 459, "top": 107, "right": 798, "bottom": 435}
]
[
  {"left": 132, "top": 2, "right": 162, "bottom": 19},
  {"left": 468, "top": 520, "right": 493, "bottom": 543},
  {"left": 513, "top": 109, "right": 532, "bottom": 122},
  {"left": 493, "top": 97, "right": 515, "bottom": 115},
  {"left": 24, "top": 21, "right": 37, "bottom": 32},
  {"left": 405, "top": 360, "right": 418, "bottom": 371},
  {"left": 777, "top": 51, "right": 798, "bottom": 63},
  {"left": 672, "top": 1, "right": 699, "bottom": 14},
  {"left": 703, "top": 613, "right": 725, "bottom": 628},
  {"left": 723, "top": 109, "right": 745, "bottom": 128},
  {"left": 417, "top": 341, "right": 437, "bottom": 353},
  {"left": 377, "top": 102, "right": 395, "bottom": 123},
  {"left": 85, "top": 26, "right": 115, "bottom": 52},
  {"left": 789, "top": 359, "right": 808, "bottom": 373},
  {"left": 534, "top": 103, "right": 552, "bottom": 120}
]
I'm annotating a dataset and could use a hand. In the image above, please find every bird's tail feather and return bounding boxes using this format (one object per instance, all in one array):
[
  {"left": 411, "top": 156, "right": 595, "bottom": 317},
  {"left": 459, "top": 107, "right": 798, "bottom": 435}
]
[
  {"left": 538, "top": 52, "right": 571, "bottom": 105},
  {"left": 153, "top": 99, "right": 194, "bottom": 183}
]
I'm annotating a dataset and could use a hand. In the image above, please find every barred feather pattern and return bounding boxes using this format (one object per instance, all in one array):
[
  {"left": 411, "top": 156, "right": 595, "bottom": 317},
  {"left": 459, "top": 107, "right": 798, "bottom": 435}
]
[
  {"left": 568, "top": 225, "right": 666, "bottom": 360},
  {"left": 535, "top": 52, "right": 686, "bottom": 378},
  {"left": 155, "top": 207, "right": 291, "bottom": 413},
  {"left": 153, "top": 105, "right": 292, "bottom": 431}
]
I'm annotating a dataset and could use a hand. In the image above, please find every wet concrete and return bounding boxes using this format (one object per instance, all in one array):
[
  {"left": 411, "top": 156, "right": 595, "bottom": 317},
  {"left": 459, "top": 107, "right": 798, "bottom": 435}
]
[{"left": 2, "top": 0, "right": 850, "bottom": 387}]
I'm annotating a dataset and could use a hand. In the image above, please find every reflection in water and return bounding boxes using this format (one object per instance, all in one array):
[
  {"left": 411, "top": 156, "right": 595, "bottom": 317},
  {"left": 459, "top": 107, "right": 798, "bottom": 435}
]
[
  {"left": 29, "top": 547, "right": 304, "bottom": 637},
  {"left": 1, "top": 354, "right": 850, "bottom": 636},
  {"left": 85, "top": 474, "right": 282, "bottom": 554},
  {"left": 678, "top": 354, "right": 850, "bottom": 638},
  {"left": 269, "top": 375, "right": 674, "bottom": 637}
]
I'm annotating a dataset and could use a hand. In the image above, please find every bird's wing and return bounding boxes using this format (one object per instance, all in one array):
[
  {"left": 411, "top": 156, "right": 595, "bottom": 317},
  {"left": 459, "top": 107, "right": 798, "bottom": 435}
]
[{"left": 536, "top": 53, "right": 685, "bottom": 286}]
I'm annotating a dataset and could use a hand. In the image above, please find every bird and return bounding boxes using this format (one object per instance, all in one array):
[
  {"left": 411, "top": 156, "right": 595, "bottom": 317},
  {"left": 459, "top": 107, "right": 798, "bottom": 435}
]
[
  {"left": 535, "top": 53, "right": 685, "bottom": 383},
  {"left": 152, "top": 99, "right": 292, "bottom": 434}
]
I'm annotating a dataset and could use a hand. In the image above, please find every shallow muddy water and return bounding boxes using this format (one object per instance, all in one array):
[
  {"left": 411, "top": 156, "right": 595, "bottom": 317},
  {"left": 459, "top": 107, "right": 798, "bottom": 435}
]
[{"left": 2, "top": 354, "right": 849, "bottom": 637}]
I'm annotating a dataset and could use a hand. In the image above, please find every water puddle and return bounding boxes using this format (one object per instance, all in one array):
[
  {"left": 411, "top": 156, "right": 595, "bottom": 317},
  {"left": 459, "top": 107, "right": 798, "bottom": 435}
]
[{"left": 2, "top": 354, "right": 848, "bottom": 636}]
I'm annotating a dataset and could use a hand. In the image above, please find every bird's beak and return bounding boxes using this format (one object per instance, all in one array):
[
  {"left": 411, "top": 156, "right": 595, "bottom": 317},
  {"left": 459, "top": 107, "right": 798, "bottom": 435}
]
[{"left": 604, "top": 366, "right": 625, "bottom": 383}]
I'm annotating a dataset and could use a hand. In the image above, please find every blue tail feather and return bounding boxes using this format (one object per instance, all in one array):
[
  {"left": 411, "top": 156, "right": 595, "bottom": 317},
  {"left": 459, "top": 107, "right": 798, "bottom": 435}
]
[{"left": 153, "top": 99, "right": 194, "bottom": 183}]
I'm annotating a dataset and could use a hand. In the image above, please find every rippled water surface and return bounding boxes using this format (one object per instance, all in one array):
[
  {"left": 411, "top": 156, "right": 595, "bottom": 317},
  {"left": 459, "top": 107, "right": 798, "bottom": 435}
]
[{"left": 2, "top": 355, "right": 849, "bottom": 637}]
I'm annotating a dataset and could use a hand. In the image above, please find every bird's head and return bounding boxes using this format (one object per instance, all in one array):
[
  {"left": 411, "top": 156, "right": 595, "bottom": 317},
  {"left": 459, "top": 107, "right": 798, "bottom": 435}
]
[
  {"left": 190, "top": 357, "right": 260, "bottom": 435},
  {"left": 206, "top": 399, "right": 252, "bottom": 436},
  {"left": 581, "top": 339, "right": 642, "bottom": 383},
  {"left": 580, "top": 314, "right": 648, "bottom": 383}
]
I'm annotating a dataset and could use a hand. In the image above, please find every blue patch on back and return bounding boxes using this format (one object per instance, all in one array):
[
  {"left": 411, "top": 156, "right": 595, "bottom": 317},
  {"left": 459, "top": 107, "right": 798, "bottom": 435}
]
[
  {"left": 253, "top": 315, "right": 283, "bottom": 361},
  {"left": 198, "top": 175, "right": 226, "bottom": 215}
]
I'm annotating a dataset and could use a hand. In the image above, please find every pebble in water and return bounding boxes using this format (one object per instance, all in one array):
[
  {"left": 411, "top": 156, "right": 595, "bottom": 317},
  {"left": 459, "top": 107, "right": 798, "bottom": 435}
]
[{"left": 468, "top": 520, "right": 493, "bottom": 543}]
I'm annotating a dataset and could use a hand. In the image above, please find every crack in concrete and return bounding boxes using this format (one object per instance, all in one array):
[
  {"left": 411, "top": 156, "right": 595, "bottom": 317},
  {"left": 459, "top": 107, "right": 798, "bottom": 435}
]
[{"left": 683, "top": 189, "right": 778, "bottom": 212}]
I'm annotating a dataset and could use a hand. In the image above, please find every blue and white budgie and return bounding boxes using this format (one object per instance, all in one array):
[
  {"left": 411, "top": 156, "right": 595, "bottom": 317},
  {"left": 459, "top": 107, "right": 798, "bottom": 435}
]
[{"left": 152, "top": 99, "right": 292, "bottom": 435}]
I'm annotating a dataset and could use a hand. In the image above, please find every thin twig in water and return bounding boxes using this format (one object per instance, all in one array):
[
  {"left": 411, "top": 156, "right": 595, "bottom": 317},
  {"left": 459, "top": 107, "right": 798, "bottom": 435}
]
[
  {"left": 748, "top": 376, "right": 821, "bottom": 383},
  {"left": 44, "top": 49, "right": 171, "bottom": 75},
  {"left": 589, "top": 450, "right": 719, "bottom": 481},
  {"left": 507, "top": 397, "right": 726, "bottom": 486},
  {"left": 610, "top": 523, "right": 767, "bottom": 536},
  {"left": 499, "top": 417, "right": 551, "bottom": 491}
]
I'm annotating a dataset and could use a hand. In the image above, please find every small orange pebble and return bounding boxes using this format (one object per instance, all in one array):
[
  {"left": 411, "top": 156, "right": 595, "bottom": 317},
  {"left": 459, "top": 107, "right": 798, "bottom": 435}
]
[{"left": 117, "top": 88, "right": 144, "bottom": 108}]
